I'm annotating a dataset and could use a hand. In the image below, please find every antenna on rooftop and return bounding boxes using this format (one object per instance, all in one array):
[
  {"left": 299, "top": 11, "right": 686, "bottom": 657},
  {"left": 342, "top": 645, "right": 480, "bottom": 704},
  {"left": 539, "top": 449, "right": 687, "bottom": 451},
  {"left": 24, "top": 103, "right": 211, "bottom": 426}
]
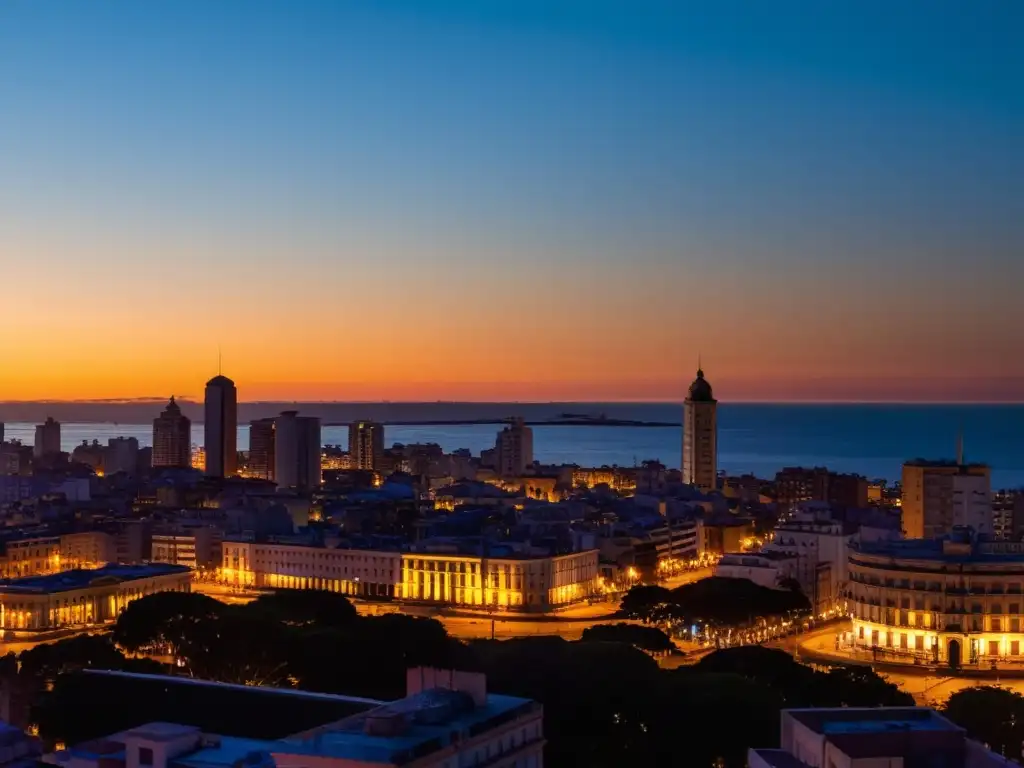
[{"left": 957, "top": 425, "right": 965, "bottom": 466}]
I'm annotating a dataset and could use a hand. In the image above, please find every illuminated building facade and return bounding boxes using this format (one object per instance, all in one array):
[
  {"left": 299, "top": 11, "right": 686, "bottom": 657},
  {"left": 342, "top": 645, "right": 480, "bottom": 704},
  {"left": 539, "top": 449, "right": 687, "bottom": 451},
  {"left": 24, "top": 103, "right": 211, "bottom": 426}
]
[
  {"left": 191, "top": 446, "right": 206, "bottom": 472},
  {"left": 846, "top": 532, "right": 1024, "bottom": 669},
  {"left": 59, "top": 531, "right": 116, "bottom": 570},
  {"left": 0, "top": 537, "right": 62, "bottom": 579},
  {"left": 681, "top": 368, "right": 717, "bottom": 492},
  {"left": 220, "top": 540, "right": 402, "bottom": 597},
  {"left": 152, "top": 397, "right": 192, "bottom": 468},
  {"left": 348, "top": 421, "right": 384, "bottom": 471},
  {"left": 901, "top": 459, "right": 991, "bottom": 539},
  {"left": 572, "top": 467, "right": 636, "bottom": 491},
  {"left": 0, "top": 563, "right": 192, "bottom": 630},
  {"left": 152, "top": 528, "right": 219, "bottom": 570},
  {"left": 400, "top": 550, "right": 599, "bottom": 611},
  {"left": 219, "top": 540, "right": 599, "bottom": 610}
]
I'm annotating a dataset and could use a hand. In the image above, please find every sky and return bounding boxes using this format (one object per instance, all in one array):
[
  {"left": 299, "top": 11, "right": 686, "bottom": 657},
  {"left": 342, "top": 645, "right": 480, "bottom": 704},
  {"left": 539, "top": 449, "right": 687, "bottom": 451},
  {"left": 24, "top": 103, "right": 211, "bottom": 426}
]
[{"left": 1, "top": 1, "right": 1021, "bottom": 403}]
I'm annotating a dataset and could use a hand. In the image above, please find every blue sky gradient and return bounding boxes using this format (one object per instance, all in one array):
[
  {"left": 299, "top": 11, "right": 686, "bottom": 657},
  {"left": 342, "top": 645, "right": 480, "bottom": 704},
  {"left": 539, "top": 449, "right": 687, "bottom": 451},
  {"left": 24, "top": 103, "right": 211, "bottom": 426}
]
[{"left": 1, "top": 1, "right": 1021, "bottom": 401}]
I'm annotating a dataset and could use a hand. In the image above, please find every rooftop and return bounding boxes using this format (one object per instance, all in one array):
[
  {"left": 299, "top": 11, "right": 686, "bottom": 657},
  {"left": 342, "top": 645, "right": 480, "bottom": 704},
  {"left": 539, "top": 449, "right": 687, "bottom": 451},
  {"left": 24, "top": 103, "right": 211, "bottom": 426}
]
[
  {"left": 851, "top": 531, "right": 1024, "bottom": 564},
  {"left": 904, "top": 459, "right": 989, "bottom": 471},
  {"left": 53, "top": 673, "right": 538, "bottom": 768},
  {"left": 787, "top": 706, "right": 958, "bottom": 736},
  {"left": 0, "top": 563, "right": 191, "bottom": 595},
  {"left": 282, "top": 689, "right": 538, "bottom": 765},
  {"left": 48, "top": 670, "right": 381, "bottom": 746}
]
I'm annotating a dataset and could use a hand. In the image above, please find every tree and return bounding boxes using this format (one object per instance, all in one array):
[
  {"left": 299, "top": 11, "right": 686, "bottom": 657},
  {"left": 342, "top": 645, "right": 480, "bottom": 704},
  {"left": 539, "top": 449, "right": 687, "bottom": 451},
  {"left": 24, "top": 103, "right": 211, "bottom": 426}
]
[
  {"left": 473, "top": 637, "right": 662, "bottom": 767},
  {"left": 189, "top": 609, "right": 294, "bottom": 687},
  {"left": 619, "top": 585, "right": 674, "bottom": 623},
  {"left": 244, "top": 589, "right": 358, "bottom": 628},
  {"left": 580, "top": 623, "right": 678, "bottom": 654},
  {"left": 944, "top": 686, "right": 1024, "bottom": 759},
  {"left": 112, "top": 591, "right": 226, "bottom": 672},
  {"left": 653, "top": 671, "right": 784, "bottom": 767}
]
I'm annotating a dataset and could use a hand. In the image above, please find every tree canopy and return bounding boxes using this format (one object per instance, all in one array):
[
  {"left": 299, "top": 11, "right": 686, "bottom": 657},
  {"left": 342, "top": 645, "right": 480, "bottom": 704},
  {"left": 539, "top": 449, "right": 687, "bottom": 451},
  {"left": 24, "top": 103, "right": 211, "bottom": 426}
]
[
  {"left": 943, "top": 686, "right": 1024, "bottom": 760},
  {"left": 620, "top": 577, "right": 810, "bottom": 627},
  {"left": 580, "top": 623, "right": 678, "bottom": 653},
  {"left": 16, "top": 589, "right": 931, "bottom": 768}
]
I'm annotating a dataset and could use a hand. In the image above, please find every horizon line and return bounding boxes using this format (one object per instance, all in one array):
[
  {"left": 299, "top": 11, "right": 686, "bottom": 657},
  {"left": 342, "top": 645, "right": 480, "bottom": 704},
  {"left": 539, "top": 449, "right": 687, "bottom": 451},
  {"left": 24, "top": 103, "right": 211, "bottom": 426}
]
[{"left": 1, "top": 398, "right": 1023, "bottom": 406}]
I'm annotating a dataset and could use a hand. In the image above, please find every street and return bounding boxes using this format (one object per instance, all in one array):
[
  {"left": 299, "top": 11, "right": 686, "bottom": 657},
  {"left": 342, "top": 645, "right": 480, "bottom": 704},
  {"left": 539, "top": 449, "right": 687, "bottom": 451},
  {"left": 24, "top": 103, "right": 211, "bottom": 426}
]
[{"left": 779, "top": 621, "right": 1024, "bottom": 706}]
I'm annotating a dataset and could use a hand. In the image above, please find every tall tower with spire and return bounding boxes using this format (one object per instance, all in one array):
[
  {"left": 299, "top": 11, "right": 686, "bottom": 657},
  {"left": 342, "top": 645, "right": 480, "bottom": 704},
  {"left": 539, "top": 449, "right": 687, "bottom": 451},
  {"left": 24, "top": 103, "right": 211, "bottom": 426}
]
[
  {"left": 204, "top": 373, "right": 238, "bottom": 477},
  {"left": 682, "top": 366, "right": 718, "bottom": 492}
]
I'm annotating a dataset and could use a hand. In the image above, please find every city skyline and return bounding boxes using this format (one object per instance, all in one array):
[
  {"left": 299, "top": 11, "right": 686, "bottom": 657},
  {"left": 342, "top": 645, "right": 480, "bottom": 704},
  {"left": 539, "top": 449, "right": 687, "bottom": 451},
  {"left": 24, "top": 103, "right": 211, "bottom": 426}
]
[{"left": 2, "top": 2, "right": 1021, "bottom": 403}]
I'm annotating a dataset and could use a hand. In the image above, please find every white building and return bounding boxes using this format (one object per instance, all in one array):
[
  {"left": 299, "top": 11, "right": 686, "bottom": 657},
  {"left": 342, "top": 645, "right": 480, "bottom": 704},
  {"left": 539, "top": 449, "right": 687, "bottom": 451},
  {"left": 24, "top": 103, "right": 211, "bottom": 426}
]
[
  {"left": 952, "top": 472, "right": 992, "bottom": 536},
  {"left": 221, "top": 540, "right": 402, "bottom": 598},
  {"left": 219, "top": 539, "right": 600, "bottom": 611},
  {"left": 273, "top": 411, "right": 321, "bottom": 490},
  {"left": 716, "top": 551, "right": 799, "bottom": 589},
  {"left": 748, "top": 505, "right": 856, "bottom": 614}
]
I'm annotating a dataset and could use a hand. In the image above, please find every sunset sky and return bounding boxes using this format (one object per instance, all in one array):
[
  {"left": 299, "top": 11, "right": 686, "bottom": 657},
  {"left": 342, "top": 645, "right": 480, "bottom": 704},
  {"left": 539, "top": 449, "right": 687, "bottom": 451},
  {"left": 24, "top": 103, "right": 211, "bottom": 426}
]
[{"left": 1, "top": 2, "right": 1021, "bottom": 403}]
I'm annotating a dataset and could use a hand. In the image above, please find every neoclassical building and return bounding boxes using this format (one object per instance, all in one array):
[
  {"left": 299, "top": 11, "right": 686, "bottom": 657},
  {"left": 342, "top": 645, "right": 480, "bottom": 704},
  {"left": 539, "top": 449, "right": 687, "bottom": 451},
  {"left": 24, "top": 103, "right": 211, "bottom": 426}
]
[
  {"left": 0, "top": 563, "right": 192, "bottom": 631},
  {"left": 220, "top": 539, "right": 599, "bottom": 611},
  {"left": 846, "top": 531, "right": 1024, "bottom": 668}
]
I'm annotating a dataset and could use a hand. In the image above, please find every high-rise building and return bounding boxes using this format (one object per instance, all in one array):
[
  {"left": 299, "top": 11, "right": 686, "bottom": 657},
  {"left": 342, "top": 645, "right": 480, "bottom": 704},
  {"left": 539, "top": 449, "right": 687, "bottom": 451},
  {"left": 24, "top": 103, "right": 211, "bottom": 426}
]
[
  {"left": 273, "top": 411, "right": 321, "bottom": 490},
  {"left": 902, "top": 457, "right": 992, "bottom": 539},
  {"left": 774, "top": 467, "right": 869, "bottom": 513},
  {"left": 33, "top": 417, "right": 61, "bottom": 458},
  {"left": 105, "top": 437, "right": 140, "bottom": 476},
  {"left": 152, "top": 397, "right": 192, "bottom": 468},
  {"left": 203, "top": 375, "right": 238, "bottom": 478},
  {"left": 495, "top": 417, "right": 533, "bottom": 477},
  {"left": 682, "top": 367, "right": 717, "bottom": 492},
  {"left": 348, "top": 421, "right": 384, "bottom": 471},
  {"left": 248, "top": 418, "right": 276, "bottom": 480}
]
